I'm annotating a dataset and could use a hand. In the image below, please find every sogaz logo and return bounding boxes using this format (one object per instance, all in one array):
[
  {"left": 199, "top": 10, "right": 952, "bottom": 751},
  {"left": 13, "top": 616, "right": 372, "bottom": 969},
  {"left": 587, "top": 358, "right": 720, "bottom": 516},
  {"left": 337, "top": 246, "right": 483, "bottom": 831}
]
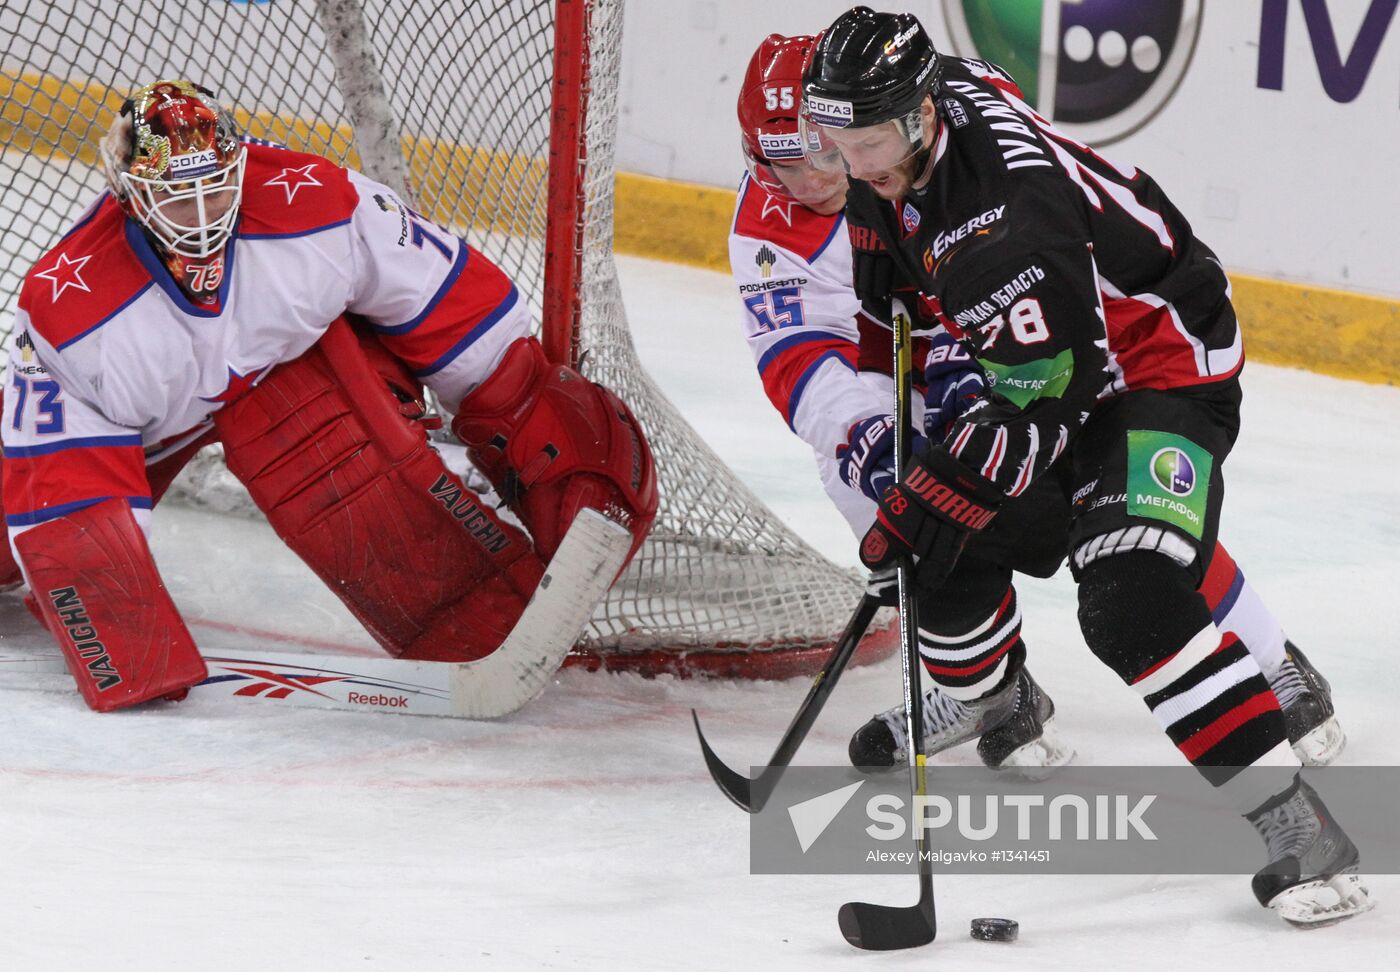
[{"left": 941, "top": 1, "right": 1203, "bottom": 145}]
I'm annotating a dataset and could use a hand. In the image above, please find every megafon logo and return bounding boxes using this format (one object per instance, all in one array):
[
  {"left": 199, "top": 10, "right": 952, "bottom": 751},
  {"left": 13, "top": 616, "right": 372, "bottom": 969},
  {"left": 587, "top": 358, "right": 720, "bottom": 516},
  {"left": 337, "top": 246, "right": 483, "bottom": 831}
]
[
  {"left": 1257, "top": 0, "right": 1400, "bottom": 103},
  {"left": 1150, "top": 447, "right": 1197, "bottom": 497},
  {"left": 941, "top": 1, "right": 1202, "bottom": 145}
]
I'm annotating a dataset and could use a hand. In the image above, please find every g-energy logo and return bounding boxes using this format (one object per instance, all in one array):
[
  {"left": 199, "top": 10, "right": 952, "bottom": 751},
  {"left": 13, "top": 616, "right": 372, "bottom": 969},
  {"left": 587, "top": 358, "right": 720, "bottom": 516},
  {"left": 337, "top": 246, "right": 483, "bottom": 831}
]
[
  {"left": 932, "top": 205, "right": 1005, "bottom": 259},
  {"left": 883, "top": 24, "right": 920, "bottom": 54}
]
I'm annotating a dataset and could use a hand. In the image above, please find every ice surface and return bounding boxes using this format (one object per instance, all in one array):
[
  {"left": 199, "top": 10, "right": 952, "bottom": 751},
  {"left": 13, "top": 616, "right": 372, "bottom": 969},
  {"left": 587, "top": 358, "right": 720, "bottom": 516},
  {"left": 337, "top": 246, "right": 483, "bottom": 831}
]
[{"left": 1, "top": 255, "right": 1396, "bottom": 968}]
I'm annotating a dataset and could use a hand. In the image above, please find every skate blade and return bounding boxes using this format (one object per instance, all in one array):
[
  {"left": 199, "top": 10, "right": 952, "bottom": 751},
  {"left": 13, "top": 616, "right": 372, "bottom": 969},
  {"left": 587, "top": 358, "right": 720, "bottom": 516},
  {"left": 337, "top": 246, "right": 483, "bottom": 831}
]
[
  {"left": 1292, "top": 717, "right": 1346, "bottom": 767},
  {"left": 995, "top": 718, "right": 1076, "bottom": 779},
  {"left": 1270, "top": 872, "right": 1376, "bottom": 928}
]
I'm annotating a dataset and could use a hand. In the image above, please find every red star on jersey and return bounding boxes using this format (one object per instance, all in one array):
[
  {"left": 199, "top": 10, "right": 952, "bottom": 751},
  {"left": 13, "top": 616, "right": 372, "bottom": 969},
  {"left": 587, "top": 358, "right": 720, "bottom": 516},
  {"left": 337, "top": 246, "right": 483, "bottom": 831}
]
[
  {"left": 760, "top": 191, "right": 796, "bottom": 227},
  {"left": 33, "top": 251, "right": 93, "bottom": 302},
  {"left": 201, "top": 364, "right": 272, "bottom": 404},
  {"left": 264, "top": 163, "right": 322, "bottom": 204}
]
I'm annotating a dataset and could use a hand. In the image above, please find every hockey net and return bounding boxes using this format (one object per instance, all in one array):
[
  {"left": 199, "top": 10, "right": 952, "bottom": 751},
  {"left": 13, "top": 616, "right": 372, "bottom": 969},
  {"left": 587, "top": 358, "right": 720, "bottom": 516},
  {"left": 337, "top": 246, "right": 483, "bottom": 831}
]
[{"left": 0, "top": 0, "right": 895, "bottom": 677}]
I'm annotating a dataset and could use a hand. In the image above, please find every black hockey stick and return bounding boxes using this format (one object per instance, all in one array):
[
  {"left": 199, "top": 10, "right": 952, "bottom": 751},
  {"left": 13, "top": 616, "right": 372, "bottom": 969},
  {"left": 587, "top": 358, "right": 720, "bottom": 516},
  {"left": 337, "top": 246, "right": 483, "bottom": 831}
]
[
  {"left": 692, "top": 592, "right": 881, "bottom": 813},
  {"left": 837, "top": 300, "right": 936, "bottom": 950}
]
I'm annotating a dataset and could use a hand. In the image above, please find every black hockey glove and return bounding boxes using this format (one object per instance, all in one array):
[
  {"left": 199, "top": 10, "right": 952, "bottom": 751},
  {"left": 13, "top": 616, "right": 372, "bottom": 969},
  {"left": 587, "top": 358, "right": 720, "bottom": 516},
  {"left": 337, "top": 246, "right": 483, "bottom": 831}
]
[
  {"left": 851, "top": 246, "right": 894, "bottom": 309},
  {"left": 859, "top": 446, "right": 1002, "bottom": 589}
]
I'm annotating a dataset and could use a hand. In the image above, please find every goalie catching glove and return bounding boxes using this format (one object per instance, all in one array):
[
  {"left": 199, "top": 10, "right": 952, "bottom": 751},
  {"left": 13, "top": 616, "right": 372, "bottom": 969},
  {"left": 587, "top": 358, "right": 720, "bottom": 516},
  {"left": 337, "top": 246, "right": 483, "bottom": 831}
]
[
  {"left": 859, "top": 446, "right": 1002, "bottom": 589},
  {"left": 452, "top": 336, "right": 657, "bottom": 571}
]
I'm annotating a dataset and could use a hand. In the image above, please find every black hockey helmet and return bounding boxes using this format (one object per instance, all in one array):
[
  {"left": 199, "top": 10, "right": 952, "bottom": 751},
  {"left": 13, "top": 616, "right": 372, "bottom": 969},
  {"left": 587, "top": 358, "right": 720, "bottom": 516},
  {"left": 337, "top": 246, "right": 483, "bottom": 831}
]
[{"left": 801, "top": 7, "right": 941, "bottom": 131}]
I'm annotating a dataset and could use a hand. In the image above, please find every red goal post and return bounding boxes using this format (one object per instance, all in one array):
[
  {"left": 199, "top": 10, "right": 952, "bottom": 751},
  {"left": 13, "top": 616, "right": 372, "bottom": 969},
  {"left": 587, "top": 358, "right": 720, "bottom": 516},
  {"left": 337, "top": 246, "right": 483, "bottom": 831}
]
[{"left": 0, "top": 0, "right": 896, "bottom": 678}]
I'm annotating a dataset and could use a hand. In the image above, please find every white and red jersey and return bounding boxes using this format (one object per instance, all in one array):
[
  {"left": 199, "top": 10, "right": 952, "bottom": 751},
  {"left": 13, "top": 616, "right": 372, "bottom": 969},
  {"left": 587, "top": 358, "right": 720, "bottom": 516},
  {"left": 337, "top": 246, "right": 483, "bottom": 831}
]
[
  {"left": 2, "top": 142, "right": 530, "bottom": 535},
  {"left": 727, "top": 175, "right": 897, "bottom": 534},
  {"left": 727, "top": 174, "right": 891, "bottom": 459}
]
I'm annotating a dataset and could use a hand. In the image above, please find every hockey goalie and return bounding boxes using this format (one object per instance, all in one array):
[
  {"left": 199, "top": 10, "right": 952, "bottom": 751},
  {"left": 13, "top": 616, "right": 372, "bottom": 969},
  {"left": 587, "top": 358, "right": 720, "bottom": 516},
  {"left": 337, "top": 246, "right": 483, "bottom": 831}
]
[{"left": 0, "top": 80, "right": 657, "bottom": 713}]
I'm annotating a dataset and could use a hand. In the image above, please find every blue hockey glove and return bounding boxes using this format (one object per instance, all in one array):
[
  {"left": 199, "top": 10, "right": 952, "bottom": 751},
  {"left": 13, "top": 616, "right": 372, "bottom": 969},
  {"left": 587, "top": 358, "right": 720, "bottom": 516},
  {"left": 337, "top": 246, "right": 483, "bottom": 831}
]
[
  {"left": 923, "top": 330, "right": 984, "bottom": 442},
  {"left": 838, "top": 415, "right": 900, "bottom": 503}
]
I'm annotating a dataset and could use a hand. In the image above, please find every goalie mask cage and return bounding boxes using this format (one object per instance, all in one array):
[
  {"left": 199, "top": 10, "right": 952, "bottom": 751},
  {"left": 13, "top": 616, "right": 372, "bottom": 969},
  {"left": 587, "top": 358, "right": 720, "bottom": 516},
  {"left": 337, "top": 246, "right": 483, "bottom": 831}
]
[{"left": 0, "top": 0, "right": 896, "bottom": 678}]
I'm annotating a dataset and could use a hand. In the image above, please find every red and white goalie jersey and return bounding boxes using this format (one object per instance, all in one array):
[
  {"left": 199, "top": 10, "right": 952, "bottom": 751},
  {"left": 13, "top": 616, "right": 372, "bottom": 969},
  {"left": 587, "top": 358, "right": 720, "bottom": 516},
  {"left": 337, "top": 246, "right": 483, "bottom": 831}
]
[
  {"left": 2, "top": 142, "right": 529, "bottom": 540},
  {"left": 727, "top": 173, "right": 890, "bottom": 534}
]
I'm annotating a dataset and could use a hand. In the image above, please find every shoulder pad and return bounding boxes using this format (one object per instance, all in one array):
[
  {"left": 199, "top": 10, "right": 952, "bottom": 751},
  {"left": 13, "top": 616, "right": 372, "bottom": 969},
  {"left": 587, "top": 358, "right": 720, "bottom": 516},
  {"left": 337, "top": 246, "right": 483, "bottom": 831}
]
[
  {"left": 732, "top": 177, "right": 844, "bottom": 264},
  {"left": 238, "top": 142, "right": 358, "bottom": 238},
  {"left": 20, "top": 197, "right": 150, "bottom": 351}
]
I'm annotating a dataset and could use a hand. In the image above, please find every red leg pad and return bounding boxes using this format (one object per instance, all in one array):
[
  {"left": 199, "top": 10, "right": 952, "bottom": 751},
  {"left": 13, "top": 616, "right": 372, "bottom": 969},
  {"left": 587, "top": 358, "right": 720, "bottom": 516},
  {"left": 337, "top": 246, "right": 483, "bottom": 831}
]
[
  {"left": 452, "top": 336, "right": 658, "bottom": 568},
  {"left": 2, "top": 421, "right": 212, "bottom": 590},
  {"left": 216, "top": 319, "right": 545, "bottom": 662},
  {"left": 15, "top": 498, "right": 207, "bottom": 711}
]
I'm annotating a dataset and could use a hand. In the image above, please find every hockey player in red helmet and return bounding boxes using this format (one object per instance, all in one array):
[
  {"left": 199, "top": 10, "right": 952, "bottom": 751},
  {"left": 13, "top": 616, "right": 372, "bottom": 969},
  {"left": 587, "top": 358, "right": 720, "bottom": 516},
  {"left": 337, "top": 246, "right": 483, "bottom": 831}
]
[{"left": 738, "top": 34, "right": 848, "bottom": 216}]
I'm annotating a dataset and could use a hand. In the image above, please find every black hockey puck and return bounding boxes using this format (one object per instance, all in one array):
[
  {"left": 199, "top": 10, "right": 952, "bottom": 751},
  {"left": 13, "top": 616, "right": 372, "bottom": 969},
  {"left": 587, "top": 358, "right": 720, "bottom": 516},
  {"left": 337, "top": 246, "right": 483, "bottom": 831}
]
[{"left": 970, "top": 918, "right": 1018, "bottom": 942}]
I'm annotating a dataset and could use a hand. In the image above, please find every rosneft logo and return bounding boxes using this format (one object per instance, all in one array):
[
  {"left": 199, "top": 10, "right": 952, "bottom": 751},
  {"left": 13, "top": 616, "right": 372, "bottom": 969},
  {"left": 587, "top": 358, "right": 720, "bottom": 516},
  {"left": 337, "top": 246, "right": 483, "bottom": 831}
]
[
  {"left": 755, "top": 244, "right": 777, "bottom": 279},
  {"left": 942, "top": 0, "right": 1202, "bottom": 145}
]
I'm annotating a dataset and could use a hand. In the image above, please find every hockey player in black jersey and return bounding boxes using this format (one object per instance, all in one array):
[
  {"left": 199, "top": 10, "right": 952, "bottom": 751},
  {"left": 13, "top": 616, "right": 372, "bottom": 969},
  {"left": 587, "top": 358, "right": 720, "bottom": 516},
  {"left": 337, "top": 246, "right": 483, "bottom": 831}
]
[{"left": 802, "top": 6, "right": 1372, "bottom": 926}]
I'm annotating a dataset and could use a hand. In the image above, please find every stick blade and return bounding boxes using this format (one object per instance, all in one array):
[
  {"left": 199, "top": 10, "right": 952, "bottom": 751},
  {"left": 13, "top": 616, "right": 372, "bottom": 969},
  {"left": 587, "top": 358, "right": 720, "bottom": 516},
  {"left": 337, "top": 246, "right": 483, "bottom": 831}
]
[
  {"left": 449, "top": 508, "right": 632, "bottom": 718},
  {"left": 693, "top": 709, "right": 768, "bottom": 812},
  {"left": 838, "top": 897, "right": 936, "bottom": 951}
]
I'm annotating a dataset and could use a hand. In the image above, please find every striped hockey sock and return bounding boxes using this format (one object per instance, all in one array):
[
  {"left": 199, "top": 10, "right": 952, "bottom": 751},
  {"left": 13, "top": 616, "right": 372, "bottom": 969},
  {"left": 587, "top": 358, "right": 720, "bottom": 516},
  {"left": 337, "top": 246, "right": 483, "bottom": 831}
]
[
  {"left": 1199, "top": 542, "right": 1288, "bottom": 679},
  {"left": 918, "top": 585, "right": 1023, "bottom": 701},
  {"left": 1131, "top": 625, "right": 1296, "bottom": 794}
]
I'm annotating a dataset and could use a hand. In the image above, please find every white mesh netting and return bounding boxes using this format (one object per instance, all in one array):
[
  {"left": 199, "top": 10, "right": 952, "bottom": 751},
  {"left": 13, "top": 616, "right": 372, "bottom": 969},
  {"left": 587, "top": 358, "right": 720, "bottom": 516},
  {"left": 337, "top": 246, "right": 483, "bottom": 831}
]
[{"left": 0, "top": 0, "right": 893, "bottom": 676}]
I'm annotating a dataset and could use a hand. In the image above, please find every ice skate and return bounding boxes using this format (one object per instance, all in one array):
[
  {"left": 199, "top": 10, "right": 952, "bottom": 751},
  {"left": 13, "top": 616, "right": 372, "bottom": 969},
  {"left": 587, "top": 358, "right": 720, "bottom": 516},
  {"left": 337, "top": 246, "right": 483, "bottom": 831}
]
[
  {"left": 1268, "top": 643, "right": 1345, "bottom": 766},
  {"left": 1247, "top": 779, "right": 1375, "bottom": 927},
  {"left": 848, "top": 667, "right": 1074, "bottom": 770}
]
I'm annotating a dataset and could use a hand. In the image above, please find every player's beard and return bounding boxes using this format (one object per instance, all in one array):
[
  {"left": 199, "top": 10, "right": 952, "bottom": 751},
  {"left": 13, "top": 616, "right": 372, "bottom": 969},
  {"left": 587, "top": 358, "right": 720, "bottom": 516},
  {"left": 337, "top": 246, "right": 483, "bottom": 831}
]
[{"left": 864, "top": 155, "right": 921, "bottom": 201}]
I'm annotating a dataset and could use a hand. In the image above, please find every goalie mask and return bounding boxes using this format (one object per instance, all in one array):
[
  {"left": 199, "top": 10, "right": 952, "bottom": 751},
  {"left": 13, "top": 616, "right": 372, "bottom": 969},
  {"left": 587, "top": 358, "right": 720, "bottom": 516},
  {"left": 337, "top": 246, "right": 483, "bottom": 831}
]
[
  {"left": 800, "top": 8, "right": 943, "bottom": 190},
  {"left": 737, "top": 33, "right": 847, "bottom": 215},
  {"left": 101, "top": 79, "right": 246, "bottom": 259}
]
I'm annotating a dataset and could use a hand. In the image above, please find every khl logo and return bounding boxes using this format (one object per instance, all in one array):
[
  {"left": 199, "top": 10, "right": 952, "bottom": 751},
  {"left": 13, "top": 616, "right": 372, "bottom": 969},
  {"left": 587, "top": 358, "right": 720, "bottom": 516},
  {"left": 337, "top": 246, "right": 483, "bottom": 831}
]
[{"left": 942, "top": 0, "right": 1202, "bottom": 145}]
